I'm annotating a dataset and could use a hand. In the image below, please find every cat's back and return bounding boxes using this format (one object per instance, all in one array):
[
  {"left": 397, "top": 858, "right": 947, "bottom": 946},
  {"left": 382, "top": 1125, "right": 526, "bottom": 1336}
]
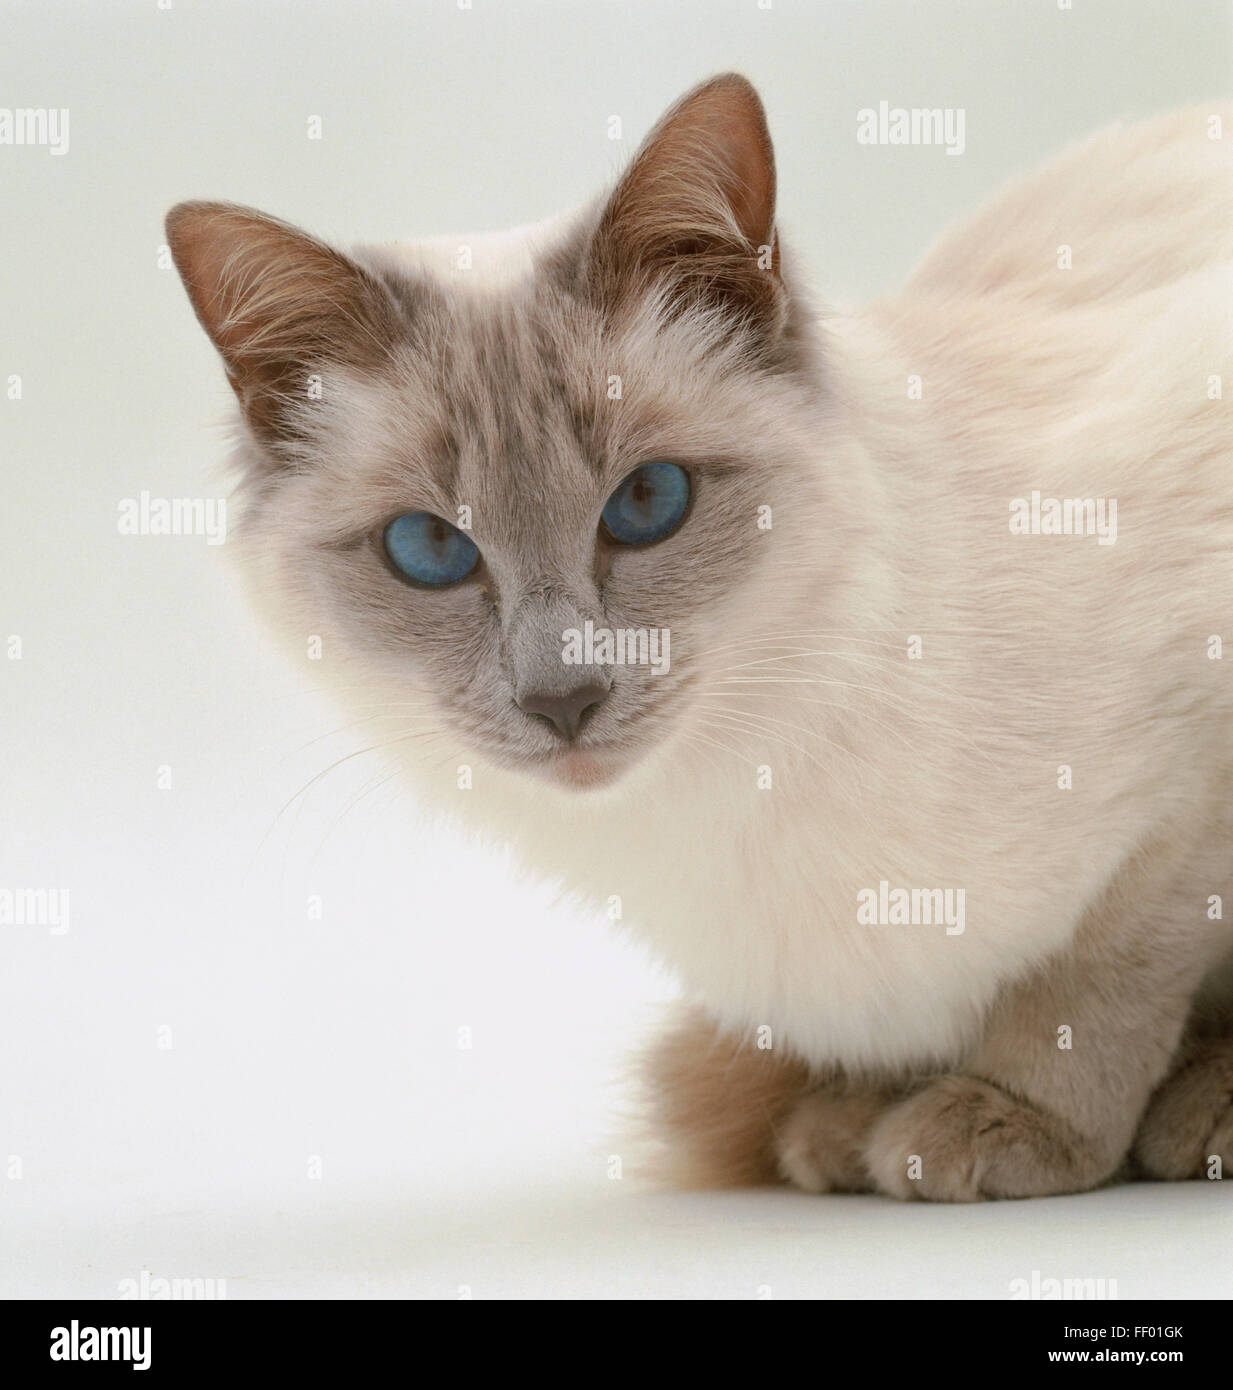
[
  {"left": 902, "top": 103, "right": 1233, "bottom": 308},
  {"left": 870, "top": 102, "right": 1233, "bottom": 523},
  {"left": 859, "top": 103, "right": 1233, "bottom": 771}
]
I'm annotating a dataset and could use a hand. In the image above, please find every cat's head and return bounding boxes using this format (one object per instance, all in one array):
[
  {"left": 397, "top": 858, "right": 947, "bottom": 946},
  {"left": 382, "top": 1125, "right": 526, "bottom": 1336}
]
[{"left": 167, "top": 75, "right": 851, "bottom": 792}]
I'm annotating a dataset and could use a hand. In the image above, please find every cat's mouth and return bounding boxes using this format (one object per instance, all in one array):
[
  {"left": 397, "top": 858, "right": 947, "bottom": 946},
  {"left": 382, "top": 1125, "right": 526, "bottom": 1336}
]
[
  {"left": 527, "top": 679, "right": 692, "bottom": 790},
  {"left": 545, "top": 745, "right": 628, "bottom": 790}
]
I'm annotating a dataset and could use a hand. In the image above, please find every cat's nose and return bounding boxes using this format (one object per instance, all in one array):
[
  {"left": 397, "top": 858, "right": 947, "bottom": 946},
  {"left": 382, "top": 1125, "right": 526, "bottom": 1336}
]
[{"left": 517, "top": 680, "right": 609, "bottom": 740}]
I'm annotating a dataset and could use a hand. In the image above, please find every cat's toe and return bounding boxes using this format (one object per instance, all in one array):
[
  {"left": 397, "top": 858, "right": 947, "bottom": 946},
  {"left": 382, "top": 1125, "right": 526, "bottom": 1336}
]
[
  {"left": 864, "top": 1075, "right": 1110, "bottom": 1202},
  {"left": 1133, "top": 1038, "right": 1233, "bottom": 1181},
  {"left": 774, "top": 1090, "right": 885, "bottom": 1193}
]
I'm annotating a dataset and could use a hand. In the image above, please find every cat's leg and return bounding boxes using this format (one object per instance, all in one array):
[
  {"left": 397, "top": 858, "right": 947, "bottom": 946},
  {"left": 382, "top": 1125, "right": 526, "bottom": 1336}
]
[
  {"left": 642, "top": 1004, "right": 868, "bottom": 1188},
  {"left": 773, "top": 1084, "right": 900, "bottom": 1193},
  {"left": 643, "top": 1004, "right": 897, "bottom": 1190},
  {"left": 642, "top": 1003, "right": 811, "bottom": 1187},
  {"left": 1132, "top": 956, "right": 1233, "bottom": 1180},
  {"left": 1132, "top": 1033, "right": 1233, "bottom": 1180},
  {"left": 862, "top": 855, "right": 1230, "bottom": 1201}
]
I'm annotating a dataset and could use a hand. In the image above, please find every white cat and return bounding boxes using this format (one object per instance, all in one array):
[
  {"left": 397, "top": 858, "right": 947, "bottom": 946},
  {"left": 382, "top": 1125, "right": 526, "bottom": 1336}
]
[{"left": 167, "top": 77, "right": 1233, "bottom": 1199}]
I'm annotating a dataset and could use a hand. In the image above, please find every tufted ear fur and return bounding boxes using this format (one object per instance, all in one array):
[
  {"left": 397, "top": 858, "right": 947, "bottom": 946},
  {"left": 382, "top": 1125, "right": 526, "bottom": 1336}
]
[
  {"left": 165, "top": 200, "right": 402, "bottom": 446},
  {"left": 586, "top": 74, "right": 784, "bottom": 344}
]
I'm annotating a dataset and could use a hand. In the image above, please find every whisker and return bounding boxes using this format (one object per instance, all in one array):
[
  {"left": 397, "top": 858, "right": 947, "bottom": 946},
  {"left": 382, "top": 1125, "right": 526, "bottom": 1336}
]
[
  {"left": 275, "top": 711, "right": 440, "bottom": 764},
  {"left": 250, "top": 728, "right": 440, "bottom": 869},
  {"left": 698, "top": 675, "right": 1001, "bottom": 770},
  {"left": 696, "top": 705, "right": 844, "bottom": 769},
  {"left": 699, "top": 688, "right": 920, "bottom": 756}
]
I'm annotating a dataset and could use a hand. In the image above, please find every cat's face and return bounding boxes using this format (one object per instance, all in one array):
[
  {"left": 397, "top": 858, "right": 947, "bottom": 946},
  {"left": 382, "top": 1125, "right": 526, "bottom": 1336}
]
[{"left": 168, "top": 75, "right": 835, "bottom": 790}]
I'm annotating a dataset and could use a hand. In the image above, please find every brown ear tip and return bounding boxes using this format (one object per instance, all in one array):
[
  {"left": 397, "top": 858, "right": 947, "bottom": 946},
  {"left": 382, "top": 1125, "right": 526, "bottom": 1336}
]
[
  {"left": 165, "top": 203, "right": 188, "bottom": 240},
  {"left": 165, "top": 199, "right": 260, "bottom": 246},
  {"left": 164, "top": 199, "right": 216, "bottom": 247},
  {"left": 709, "top": 72, "right": 758, "bottom": 92},
  {"left": 700, "top": 72, "right": 764, "bottom": 107}
]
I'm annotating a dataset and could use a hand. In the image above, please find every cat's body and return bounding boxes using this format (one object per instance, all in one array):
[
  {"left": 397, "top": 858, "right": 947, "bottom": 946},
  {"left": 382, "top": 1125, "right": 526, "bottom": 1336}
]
[{"left": 168, "top": 79, "right": 1233, "bottom": 1199}]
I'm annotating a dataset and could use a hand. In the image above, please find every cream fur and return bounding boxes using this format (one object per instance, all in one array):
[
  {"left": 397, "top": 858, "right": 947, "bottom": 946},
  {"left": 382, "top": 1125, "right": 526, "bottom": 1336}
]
[
  {"left": 168, "top": 88, "right": 1233, "bottom": 1198},
  {"left": 372, "top": 103, "right": 1233, "bottom": 1076}
]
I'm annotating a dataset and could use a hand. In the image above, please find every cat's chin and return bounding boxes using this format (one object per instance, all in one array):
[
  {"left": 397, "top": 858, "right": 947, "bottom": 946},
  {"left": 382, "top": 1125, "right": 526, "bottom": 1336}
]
[{"left": 534, "top": 745, "right": 635, "bottom": 792}]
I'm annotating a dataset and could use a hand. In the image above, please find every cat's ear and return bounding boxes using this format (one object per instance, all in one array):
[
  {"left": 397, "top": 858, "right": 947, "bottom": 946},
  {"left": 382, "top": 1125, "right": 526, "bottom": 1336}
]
[
  {"left": 587, "top": 73, "right": 784, "bottom": 343},
  {"left": 165, "top": 201, "right": 400, "bottom": 445}
]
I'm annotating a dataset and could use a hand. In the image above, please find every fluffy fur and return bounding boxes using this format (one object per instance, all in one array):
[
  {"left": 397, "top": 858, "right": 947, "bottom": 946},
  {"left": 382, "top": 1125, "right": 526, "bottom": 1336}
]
[{"left": 167, "top": 77, "right": 1233, "bottom": 1200}]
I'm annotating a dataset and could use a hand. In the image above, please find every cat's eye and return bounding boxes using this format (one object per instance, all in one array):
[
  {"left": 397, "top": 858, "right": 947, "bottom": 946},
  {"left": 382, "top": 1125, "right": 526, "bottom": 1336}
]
[
  {"left": 600, "top": 462, "right": 691, "bottom": 546},
  {"left": 383, "top": 512, "right": 479, "bottom": 587}
]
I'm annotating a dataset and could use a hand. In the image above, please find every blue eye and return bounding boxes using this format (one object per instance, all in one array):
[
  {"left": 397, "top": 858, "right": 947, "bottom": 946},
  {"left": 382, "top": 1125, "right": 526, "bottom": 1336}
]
[
  {"left": 383, "top": 512, "right": 479, "bottom": 587},
  {"left": 601, "top": 462, "right": 691, "bottom": 546}
]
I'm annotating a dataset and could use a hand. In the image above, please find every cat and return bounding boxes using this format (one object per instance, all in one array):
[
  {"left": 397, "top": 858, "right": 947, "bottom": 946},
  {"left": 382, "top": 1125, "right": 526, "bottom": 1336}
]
[{"left": 166, "top": 74, "right": 1233, "bottom": 1201}]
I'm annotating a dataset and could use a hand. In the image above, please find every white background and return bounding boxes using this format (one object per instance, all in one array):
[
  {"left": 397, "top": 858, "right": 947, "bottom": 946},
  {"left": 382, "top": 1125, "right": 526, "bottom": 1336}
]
[{"left": 2, "top": 0, "right": 1231, "bottom": 1299}]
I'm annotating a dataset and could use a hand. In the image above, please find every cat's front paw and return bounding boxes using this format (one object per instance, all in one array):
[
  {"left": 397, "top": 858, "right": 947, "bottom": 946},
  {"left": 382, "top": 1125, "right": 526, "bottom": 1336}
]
[
  {"left": 863, "top": 1075, "right": 1112, "bottom": 1202},
  {"left": 775, "top": 1090, "right": 887, "bottom": 1193},
  {"left": 1133, "top": 1037, "right": 1233, "bottom": 1181}
]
